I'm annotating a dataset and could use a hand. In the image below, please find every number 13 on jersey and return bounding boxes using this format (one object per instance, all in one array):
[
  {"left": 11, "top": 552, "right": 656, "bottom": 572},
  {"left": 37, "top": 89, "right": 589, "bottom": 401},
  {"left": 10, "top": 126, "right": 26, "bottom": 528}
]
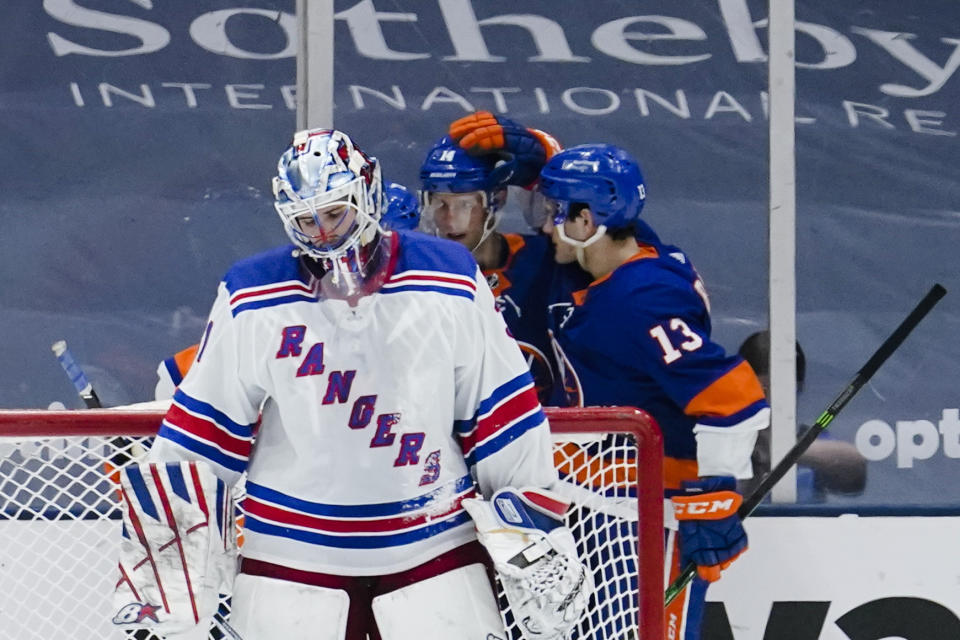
[{"left": 649, "top": 319, "right": 704, "bottom": 364}]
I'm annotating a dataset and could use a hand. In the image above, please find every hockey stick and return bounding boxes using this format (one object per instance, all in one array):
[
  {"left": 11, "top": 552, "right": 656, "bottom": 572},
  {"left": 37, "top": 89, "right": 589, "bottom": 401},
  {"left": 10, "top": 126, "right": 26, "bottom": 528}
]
[
  {"left": 52, "top": 342, "right": 243, "bottom": 640},
  {"left": 552, "top": 478, "right": 639, "bottom": 521},
  {"left": 52, "top": 340, "right": 103, "bottom": 409},
  {"left": 52, "top": 340, "right": 152, "bottom": 640},
  {"left": 51, "top": 339, "right": 144, "bottom": 465},
  {"left": 52, "top": 342, "right": 246, "bottom": 639},
  {"left": 664, "top": 283, "right": 947, "bottom": 606},
  {"left": 212, "top": 614, "right": 246, "bottom": 640}
]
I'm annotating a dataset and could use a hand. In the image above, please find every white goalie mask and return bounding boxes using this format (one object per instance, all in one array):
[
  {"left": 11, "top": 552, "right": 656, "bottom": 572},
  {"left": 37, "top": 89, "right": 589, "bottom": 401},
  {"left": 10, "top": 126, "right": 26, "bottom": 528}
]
[{"left": 273, "top": 129, "right": 387, "bottom": 295}]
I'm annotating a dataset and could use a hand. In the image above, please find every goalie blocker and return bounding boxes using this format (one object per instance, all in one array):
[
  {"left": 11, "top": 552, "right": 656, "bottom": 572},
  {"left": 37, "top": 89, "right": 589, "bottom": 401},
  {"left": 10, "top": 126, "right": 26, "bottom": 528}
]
[{"left": 463, "top": 487, "right": 593, "bottom": 640}]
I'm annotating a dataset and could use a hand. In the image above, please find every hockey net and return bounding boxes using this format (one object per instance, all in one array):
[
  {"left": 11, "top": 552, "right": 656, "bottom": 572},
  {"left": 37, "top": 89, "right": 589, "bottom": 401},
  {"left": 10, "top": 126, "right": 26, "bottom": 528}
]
[{"left": 0, "top": 407, "right": 662, "bottom": 640}]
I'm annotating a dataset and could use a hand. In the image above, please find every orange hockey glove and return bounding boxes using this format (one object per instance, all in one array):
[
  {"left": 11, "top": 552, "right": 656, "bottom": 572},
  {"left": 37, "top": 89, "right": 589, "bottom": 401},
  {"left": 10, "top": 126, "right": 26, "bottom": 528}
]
[{"left": 448, "top": 111, "right": 560, "bottom": 188}]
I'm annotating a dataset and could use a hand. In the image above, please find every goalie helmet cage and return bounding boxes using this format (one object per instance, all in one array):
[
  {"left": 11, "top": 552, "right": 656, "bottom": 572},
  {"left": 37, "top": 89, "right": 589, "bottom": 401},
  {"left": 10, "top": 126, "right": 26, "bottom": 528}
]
[{"left": 0, "top": 406, "right": 663, "bottom": 640}]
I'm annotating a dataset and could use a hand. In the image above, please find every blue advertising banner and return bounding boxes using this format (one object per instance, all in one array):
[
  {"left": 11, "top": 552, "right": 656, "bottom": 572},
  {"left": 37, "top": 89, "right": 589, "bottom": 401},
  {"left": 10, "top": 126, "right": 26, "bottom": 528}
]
[{"left": 1, "top": 1, "right": 957, "bottom": 507}]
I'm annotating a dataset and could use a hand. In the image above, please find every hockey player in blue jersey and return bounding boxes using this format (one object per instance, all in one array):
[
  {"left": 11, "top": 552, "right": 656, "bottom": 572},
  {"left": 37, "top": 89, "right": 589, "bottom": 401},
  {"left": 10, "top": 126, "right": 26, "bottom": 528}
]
[
  {"left": 420, "top": 112, "right": 589, "bottom": 402},
  {"left": 535, "top": 143, "right": 770, "bottom": 640},
  {"left": 117, "top": 129, "right": 594, "bottom": 640}
]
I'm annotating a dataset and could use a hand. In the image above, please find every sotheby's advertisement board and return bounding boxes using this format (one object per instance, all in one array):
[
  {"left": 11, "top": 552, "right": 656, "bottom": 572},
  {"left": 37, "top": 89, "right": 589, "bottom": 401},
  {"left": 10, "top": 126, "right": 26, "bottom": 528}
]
[{"left": 1, "top": 1, "right": 957, "bottom": 507}]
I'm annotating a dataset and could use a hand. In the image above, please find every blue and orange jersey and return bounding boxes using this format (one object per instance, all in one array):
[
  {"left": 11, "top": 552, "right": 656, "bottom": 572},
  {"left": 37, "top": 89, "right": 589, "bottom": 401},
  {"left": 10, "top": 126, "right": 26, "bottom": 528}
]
[
  {"left": 154, "top": 343, "right": 200, "bottom": 401},
  {"left": 162, "top": 344, "right": 199, "bottom": 386},
  {"left": 547, "top": 242, "right": 768, "bottom": 491},
  {"left": 484, "top": 232, "right": 590, "bottom": 403}
]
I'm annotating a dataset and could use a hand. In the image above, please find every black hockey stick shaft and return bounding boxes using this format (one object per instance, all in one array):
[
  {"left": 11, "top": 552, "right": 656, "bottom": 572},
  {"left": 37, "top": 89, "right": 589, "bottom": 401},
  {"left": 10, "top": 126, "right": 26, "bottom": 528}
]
[{"left": 665, "top": 283, "right": 946, "bottom": 606}]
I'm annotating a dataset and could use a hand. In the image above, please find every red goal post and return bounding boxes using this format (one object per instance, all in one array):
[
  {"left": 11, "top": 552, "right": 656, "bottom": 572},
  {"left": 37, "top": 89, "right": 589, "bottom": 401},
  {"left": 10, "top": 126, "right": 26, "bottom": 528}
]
[{"left": 0, "top": 406, "right": 663, "bottom": 640}]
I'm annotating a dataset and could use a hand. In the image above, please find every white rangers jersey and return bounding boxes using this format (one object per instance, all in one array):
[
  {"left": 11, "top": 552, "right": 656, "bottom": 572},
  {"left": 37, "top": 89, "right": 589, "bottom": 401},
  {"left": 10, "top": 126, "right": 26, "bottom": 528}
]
[{"left": 148, "top": 231, "right": 559, "bottom": 576}]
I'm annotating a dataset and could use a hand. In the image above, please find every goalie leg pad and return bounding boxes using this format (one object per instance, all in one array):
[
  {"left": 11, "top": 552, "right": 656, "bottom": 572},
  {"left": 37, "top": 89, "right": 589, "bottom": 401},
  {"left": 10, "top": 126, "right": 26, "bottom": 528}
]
[
  {"left": 372, "top": 563, "right": 506, "bottom": 640},
  {"left": 230, "top": 573, "right": 349, "bottom": 640}
]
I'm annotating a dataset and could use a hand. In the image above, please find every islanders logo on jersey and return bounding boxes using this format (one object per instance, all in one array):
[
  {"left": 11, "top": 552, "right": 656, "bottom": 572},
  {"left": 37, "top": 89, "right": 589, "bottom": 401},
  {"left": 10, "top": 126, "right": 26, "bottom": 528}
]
[
  {"left": 548, "top": 301, "right": 576, "bottom": 331},
  {"left": 517, "top": 340, "right": 554, "bottom": 404},
  {"left": 547, "top": 331, "right": 583, "bottom": 408}
]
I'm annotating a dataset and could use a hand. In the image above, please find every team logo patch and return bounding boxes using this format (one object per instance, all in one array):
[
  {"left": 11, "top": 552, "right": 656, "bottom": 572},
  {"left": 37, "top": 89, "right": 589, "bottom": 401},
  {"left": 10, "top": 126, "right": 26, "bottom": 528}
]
[
  {"left": 518, "top": 341, "right": 553, "bottom": 403},
  {"left": 547, "top": 335, "right": 583, "bottom": 408},
  {"left": 497, "top": 293, "right": 521, "bottom": 318},
  {"left": 486, "top": 270, "right": 513, "bottom": 299},
  {"left": 494, "top": 495, "right": 524, "bottom": 525},
  {"left": 561, "top": 158, "right": 599, "bottom": 173},
  {"left": 419, "top": 450, "right": 441, "bottom": 486},
  {"left": 112, "top": 602, "right": 162, "bottom": 625}
]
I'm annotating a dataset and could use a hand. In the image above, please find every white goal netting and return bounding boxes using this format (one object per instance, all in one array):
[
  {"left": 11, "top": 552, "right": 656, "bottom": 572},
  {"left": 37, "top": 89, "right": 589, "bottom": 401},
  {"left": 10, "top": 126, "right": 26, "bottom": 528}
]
[{"left": 0, "top": 408, "right": 662, "bottom": 640}]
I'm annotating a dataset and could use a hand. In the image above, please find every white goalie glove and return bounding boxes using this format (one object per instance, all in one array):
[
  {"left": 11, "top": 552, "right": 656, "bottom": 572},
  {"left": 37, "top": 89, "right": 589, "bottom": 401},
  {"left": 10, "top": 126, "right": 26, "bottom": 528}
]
[
  {"left": 463, "top": 487, "right": 593, "bottom": 640},
  {"left": 113, "top": 460, "right": 237, "bottom": 637}
]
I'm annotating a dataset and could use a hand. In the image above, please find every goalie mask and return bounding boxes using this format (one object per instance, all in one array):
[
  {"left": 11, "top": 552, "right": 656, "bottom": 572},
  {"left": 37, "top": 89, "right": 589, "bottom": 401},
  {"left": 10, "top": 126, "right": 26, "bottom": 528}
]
[
  {"left": 534, "top": 144, "right": 646, "bottom": 251},
  {"left": 418, "top": 136, "right": 506, "bottom": 252},
  {"left": 273, "top": 129, "right": 387, "bottom": 297}
]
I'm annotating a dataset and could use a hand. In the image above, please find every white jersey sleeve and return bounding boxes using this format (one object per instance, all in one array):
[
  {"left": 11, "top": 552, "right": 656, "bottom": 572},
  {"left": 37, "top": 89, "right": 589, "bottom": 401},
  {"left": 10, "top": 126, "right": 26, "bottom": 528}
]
[
  {"left": 148, "top": 282, "right": 265, "bottom": 487},
  {"left": 454, "top": 266, "right": 558, "bottom": 497},
  {"left": 154, "top": 360, "right": 177, "bottom": 402}
]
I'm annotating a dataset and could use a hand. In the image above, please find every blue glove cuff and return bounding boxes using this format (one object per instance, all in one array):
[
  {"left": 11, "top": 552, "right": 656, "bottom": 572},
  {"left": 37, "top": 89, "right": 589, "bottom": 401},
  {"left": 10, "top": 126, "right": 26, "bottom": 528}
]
[{"left": 682, "top": 476, "right": 737, "bottom": 494}]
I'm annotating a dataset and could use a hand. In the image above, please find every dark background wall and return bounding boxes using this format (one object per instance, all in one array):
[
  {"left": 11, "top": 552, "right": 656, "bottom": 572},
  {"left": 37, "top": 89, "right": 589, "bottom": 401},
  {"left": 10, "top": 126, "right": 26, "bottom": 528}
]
[{"left": 2, "top": 0, "right": 957, "bottom": 506}]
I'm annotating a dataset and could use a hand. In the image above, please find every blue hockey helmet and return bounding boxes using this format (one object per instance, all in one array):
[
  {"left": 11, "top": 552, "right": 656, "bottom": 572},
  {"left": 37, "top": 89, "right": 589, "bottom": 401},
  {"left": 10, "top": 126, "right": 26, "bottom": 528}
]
[
  {"left": 381, "top": 181, "right": 421, "bottom": 231},
  {"left": 418, "top": 136, "right": 507, "bottom": 250},
  {"left": 418, "top": 136, "right": 502, "bottom": 197},
  {"left": 537, "top": 143, "right": 646, "bottom": 231}
]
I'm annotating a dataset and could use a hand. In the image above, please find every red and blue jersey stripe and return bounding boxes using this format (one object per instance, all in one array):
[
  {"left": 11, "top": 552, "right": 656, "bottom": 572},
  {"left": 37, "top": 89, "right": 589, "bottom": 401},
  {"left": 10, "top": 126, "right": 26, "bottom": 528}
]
[
  {"left": 229, "top": 279, "right": 319, "bottom": 317},
  {"left": 456, "top": 372, "right": 546, "bottom": 467},
  {"left": 240, "top": 475, "right": 477, "bottom": 549},
  {"left": 157, "top": 389, "right": 256, "bottom": 473},
  {"left": 381, "top": 269, "right": 477, "bottom": 300}
]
